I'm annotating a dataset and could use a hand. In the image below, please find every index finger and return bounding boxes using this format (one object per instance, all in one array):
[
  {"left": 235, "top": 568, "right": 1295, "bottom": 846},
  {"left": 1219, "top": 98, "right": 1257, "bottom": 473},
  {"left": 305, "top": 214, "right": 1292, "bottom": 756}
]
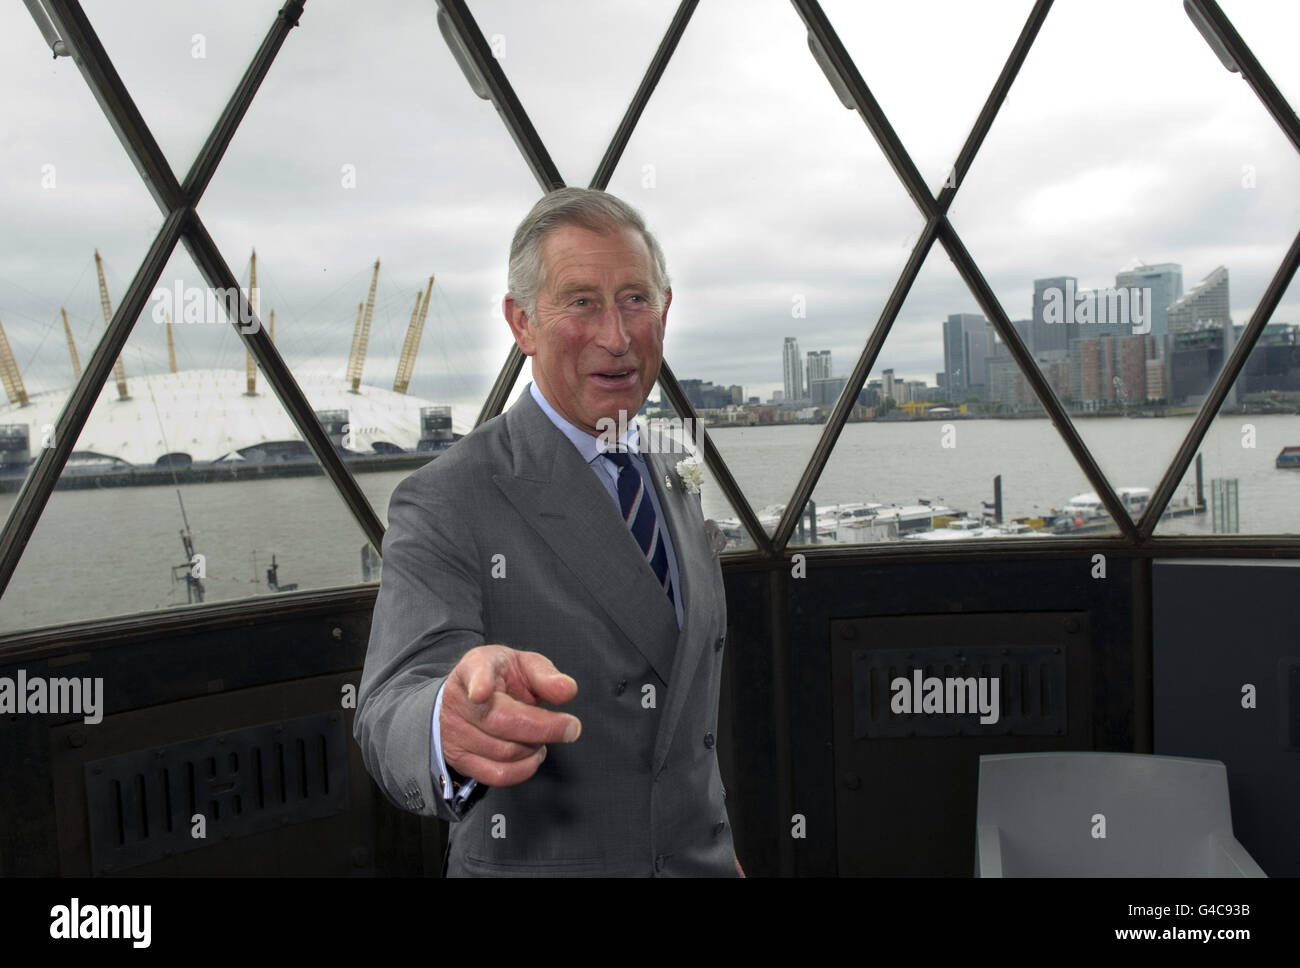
[{"left": 472, "top": 689, "right": 581, "bottom": 746}]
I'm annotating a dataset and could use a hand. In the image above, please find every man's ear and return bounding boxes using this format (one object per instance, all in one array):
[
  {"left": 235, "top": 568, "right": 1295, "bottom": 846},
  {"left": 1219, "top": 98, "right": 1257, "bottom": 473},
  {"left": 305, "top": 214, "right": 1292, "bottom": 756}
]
[
  {"left": 504, "top": 295, "right": 536, "bottom": 356},
  {"left": 660, "top": 287, "right": 672, "bottom": 328}
]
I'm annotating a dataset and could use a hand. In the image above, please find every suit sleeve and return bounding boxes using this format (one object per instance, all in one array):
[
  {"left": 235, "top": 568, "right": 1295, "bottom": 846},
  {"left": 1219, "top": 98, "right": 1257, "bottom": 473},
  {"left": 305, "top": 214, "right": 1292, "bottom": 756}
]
[{"left": 354, "top": 470, "right": 487, "bottom": 823}]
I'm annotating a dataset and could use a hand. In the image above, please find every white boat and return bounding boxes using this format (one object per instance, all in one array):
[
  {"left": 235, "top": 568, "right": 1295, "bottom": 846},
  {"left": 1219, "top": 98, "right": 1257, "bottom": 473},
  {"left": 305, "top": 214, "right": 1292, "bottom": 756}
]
[{"left": 904, "top": 519, "right": 1050, "bottom": 541}]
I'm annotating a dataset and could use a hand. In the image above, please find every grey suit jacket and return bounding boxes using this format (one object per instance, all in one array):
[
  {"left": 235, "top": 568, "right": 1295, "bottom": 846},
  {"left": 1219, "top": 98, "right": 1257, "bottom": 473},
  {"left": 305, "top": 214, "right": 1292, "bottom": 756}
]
[{"left": 354, "top": 389, "right": 736, "bottom": 876}]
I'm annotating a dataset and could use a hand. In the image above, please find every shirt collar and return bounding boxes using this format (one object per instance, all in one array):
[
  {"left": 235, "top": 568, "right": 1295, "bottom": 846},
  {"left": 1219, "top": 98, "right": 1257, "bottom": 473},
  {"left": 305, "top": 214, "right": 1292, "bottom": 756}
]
[{"left": 528, "top": 381, "right": 641, "bottom": 465}]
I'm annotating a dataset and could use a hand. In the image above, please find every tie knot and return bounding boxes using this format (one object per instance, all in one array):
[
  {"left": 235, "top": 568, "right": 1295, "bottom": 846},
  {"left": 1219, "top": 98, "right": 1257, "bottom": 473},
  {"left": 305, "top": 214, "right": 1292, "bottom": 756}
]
[{"left": 602, "top": 449, "right": 635, "bottom": 470}]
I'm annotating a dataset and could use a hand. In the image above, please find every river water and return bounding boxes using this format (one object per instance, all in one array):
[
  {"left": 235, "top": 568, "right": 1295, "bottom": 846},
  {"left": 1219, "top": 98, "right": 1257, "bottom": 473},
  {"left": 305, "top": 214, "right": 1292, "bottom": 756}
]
[{"left": 1, "top": 413, "right": 1295, "bottom": 635}]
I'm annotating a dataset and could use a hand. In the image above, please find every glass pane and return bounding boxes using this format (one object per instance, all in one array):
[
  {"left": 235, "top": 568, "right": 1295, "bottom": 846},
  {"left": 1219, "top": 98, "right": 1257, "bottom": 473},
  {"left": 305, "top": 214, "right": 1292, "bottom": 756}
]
[
  {"left": 0, "top": 4, "right": 164, "bottom": 560},
  {"left": 647, "top": 383, "right": 757, "bottom": 554},
  {"left": 947, "top": 0, "right": 1300, "bottom": 519},
  {"left": 0, "top": 246, "right": 389, "bottom": 635},
  {"left": 792, "top": 248, "right": 1131, "bottom": 547},
  {"left": 81, "top": 0, "right": 272, "bottom": 177},
  {"left": 1155, "top": 274, "right": 1300, "bottom": 536},
  {"left": 823, "top": 0, "right": 1037, "bottom": 195},
  {"left": 466, "top": 0, "right": 680, "bottom": 187},
  {"left": 1218, "top": 0, "right": 1300, "bottom": 117},
  {"left": 198, "top": 0, "right": 543, "bottom": 530},
  {"left": 603, "top": 0, "right": 922, "bottom": 522}
]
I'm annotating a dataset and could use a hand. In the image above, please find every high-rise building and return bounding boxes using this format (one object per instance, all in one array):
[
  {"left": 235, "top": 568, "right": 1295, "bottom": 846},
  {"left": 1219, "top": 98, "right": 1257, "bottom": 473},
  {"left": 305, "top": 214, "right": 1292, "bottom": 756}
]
[
  {"left": 783, "top": 337, "right": 804, "bottom": 403},
  {"left": 941, "top": 313, "right": 989, "bottom": 400},
  {"left": 1167, "top": 266, "right": 1230, "bottom": 335},
  {"left": 806, "top": 349, "right": 832, "bottom": 384},
  {"left": 882, "top": 368, "right": 898, "bottom": 401},
  {"left": 809, "top": 376, "right": 847, "bottom": 407},
  {"left": 1116, "top": 263, "right": 1183, "bottom": 345},
  {"left": 1115, "top": 334, "right": 1149, "bottom": 404},
  {"left": 1032, "top": 277, "right": 1076, "bottom": 355}
]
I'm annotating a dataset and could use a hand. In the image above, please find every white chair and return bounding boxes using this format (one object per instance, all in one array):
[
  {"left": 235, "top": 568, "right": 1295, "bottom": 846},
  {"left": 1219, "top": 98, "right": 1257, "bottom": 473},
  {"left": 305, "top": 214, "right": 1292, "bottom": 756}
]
[{"left": 975, "top": 752, "right": 1266, "bottom": 876}]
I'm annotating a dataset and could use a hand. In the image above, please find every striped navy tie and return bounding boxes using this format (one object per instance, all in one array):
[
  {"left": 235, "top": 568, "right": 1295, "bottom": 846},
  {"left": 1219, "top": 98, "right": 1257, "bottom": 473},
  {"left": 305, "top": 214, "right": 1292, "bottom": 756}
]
[{"left": 603, "top": 450, "right": 675, "bottom": 607}]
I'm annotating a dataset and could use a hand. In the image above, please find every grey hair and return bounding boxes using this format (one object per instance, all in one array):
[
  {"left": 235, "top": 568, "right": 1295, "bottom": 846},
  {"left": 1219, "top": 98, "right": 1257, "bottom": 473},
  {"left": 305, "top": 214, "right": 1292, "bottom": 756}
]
[{"left": 507, "top": 187, "right": 670, "bottom": 320}]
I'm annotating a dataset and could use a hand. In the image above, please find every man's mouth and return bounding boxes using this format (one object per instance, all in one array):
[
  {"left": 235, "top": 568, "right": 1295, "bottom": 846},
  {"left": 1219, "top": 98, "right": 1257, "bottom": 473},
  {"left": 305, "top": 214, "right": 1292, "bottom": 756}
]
[{"left": 590, "top": 368, "right": 637, "bottom": 389}]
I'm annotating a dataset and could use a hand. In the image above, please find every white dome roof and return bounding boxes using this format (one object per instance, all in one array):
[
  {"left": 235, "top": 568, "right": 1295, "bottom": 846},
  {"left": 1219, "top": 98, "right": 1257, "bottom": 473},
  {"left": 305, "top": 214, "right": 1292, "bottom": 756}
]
[{"left": 0, "top": 369, "right": 476, "bottom": 465}]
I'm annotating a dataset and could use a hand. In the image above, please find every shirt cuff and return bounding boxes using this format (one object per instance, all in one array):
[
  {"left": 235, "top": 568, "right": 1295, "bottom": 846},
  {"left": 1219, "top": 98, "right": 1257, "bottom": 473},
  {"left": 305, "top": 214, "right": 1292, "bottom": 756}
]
[{"left": 431, "top": 681, "right": 479, "bottom": 810}]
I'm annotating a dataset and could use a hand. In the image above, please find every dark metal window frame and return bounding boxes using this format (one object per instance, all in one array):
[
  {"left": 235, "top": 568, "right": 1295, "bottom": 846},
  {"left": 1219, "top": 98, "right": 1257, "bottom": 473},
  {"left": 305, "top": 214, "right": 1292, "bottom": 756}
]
[{"left": 2, "top": 0, "right": 1297, "bottom": 628}]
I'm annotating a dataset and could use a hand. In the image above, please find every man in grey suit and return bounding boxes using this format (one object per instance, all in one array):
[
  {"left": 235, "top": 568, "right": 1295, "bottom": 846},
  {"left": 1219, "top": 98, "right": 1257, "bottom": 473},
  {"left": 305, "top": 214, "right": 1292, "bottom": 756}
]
[{"left": 354, "top": 188, "right": 740, "bottom": 876}]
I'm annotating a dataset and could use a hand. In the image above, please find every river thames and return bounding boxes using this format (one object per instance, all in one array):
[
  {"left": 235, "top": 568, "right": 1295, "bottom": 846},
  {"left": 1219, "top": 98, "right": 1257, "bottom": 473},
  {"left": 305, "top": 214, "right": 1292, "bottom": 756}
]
[{"left": 0, "top": 413, "right": 1295, "bottom": 634}]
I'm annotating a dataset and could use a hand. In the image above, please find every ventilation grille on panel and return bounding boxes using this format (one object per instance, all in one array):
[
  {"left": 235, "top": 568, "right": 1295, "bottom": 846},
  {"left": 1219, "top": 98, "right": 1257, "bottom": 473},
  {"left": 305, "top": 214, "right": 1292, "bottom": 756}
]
[
  {"left": 852, "top": 645, "right": 1067, "bottom": 739},
  {"left": 84, "top": 712, "right": 347, "bottom": 874}
]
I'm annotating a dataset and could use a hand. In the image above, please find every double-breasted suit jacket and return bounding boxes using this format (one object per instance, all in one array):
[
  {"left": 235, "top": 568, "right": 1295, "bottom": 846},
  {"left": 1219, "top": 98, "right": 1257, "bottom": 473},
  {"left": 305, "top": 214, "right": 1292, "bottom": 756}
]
[{"left": 354, "top": 388, "right": 735, "bottom": 876}]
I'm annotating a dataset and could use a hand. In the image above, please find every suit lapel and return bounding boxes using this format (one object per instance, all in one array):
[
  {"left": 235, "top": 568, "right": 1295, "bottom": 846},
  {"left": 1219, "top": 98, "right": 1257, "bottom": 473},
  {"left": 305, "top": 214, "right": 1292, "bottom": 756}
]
[{"left": 491, "top": 393, "right": 678, "bottom": 684}]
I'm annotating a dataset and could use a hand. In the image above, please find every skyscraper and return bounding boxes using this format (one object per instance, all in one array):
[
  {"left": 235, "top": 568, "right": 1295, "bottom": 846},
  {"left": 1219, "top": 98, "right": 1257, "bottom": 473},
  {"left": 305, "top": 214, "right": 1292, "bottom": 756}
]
[
  {"left": 806, "top": 349, "right": 832, "bottom": 383},
  {"left": 1115, "top": 262, "right": 1183, "bottom": 345},
  {"left": 1167, "top": 266, "right": 1230, "bottom": 335},
  {"left": 1032, "top": 277, "right": 1076, "bottom": 355},
  {"left": 942, "top": 313, "right": 989, "bottom": 400},
  {"left": 783, "top": 337, "right": 804, "bottom": 403}
]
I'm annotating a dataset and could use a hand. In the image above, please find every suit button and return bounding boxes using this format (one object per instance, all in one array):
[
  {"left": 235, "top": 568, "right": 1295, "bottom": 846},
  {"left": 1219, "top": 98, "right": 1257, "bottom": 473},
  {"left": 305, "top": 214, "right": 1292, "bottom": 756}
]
[
  {"left": 614, "top": 680, "right": 627, "bottom": 696},
  {"left": 714, "top": 636, "right": 725, "bottom": 652},
  {"left": 703, "top": 732, "right": 715, "bottom": 749},
  {"left": 655, "top": 854, "right": 667, "bottom": 873}
]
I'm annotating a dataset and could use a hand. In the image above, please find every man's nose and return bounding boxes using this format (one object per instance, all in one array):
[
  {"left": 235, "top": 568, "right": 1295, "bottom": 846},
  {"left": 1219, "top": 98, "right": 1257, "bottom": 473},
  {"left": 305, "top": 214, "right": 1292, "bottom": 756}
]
[{"left": 594, "top": 303, "right": 632, "bottom": 353}]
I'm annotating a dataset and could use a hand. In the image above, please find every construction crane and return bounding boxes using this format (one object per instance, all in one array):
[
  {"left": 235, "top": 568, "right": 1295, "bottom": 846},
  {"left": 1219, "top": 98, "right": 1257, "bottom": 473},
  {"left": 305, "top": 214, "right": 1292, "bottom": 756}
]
[
  {"left": 93, "top": 250, "right": 129, "bottom": 400},
  {"left": 393, "top": 275, "right": 434, "bottom": 394},
  {"left": 346, "top": 259, "right": 380, "bottom": 393},
  {"left": 61, "top": 308, "right": 82, "bottom": 380},
  {"left": 245, "top": 249, "right": 258, "bottom": 395},
  {"left": 0, "top": 317, "right": 29, "bottom": 406}
]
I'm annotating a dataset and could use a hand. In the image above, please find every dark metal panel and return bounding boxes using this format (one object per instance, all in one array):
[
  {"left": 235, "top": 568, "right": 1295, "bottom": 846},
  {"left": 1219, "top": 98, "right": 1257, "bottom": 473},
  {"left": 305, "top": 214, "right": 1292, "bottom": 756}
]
[
  {"left": 831, "top": 612, "right": 1090, "bottom": 875},
  {"left": 788, "top": 554, "right": 1135, "bottom": 876},
  {"left": 1152, "top": 559, "right": 1300, "bottom": 875},
  {"left": 850, "top": 643, "right": 1068, "bottom": 739},
  {"left": 82, "top": 712, "right": 347, "bottom": 874}
]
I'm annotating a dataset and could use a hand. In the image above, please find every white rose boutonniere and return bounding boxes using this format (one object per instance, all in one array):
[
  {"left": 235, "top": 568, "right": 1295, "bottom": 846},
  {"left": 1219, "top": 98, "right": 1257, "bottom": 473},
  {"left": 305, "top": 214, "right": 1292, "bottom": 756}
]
[{"left": 675, "top": 455, "right": 704, "bottom": 494}]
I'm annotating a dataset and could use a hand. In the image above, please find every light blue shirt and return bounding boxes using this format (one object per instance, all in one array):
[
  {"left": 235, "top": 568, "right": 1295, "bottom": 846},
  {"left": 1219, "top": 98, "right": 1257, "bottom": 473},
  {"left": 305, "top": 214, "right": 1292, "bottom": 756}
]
[{"left": 430, "top": 381, "right": 684, "bottom": 813}]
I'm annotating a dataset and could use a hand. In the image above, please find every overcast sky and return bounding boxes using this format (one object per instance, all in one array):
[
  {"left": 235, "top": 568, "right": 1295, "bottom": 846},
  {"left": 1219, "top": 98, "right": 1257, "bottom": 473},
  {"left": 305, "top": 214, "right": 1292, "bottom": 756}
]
[{"left": 3, "top": 0, "right": 1299, "bottom": 411}]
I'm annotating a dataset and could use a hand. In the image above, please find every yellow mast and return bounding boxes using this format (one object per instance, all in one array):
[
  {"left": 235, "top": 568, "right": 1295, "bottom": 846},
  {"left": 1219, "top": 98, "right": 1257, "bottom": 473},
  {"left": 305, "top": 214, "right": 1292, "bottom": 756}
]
[
  {"left": 393, "top": 274, "right": 434, "bottom": 394},
  {"left": 0, "top": 318, "right": 29, "bottom": 406},
  {"left": 61, "top": 308, "right": 82, "bottom": 380},
  {"left": 93, "top": 249, "right": 129, "bottom": 400},
  {"left": 347, "top": 258, "right": 380, "bottom": 393},
  {"left": 245, "top": 249, "right": 258, "bottom": 394},
  {"left": 269, "top": 308, "right": 275, "bottom": 343},
  {"left": 165, "top": 311, "right": 177, "bottom": 373}
]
